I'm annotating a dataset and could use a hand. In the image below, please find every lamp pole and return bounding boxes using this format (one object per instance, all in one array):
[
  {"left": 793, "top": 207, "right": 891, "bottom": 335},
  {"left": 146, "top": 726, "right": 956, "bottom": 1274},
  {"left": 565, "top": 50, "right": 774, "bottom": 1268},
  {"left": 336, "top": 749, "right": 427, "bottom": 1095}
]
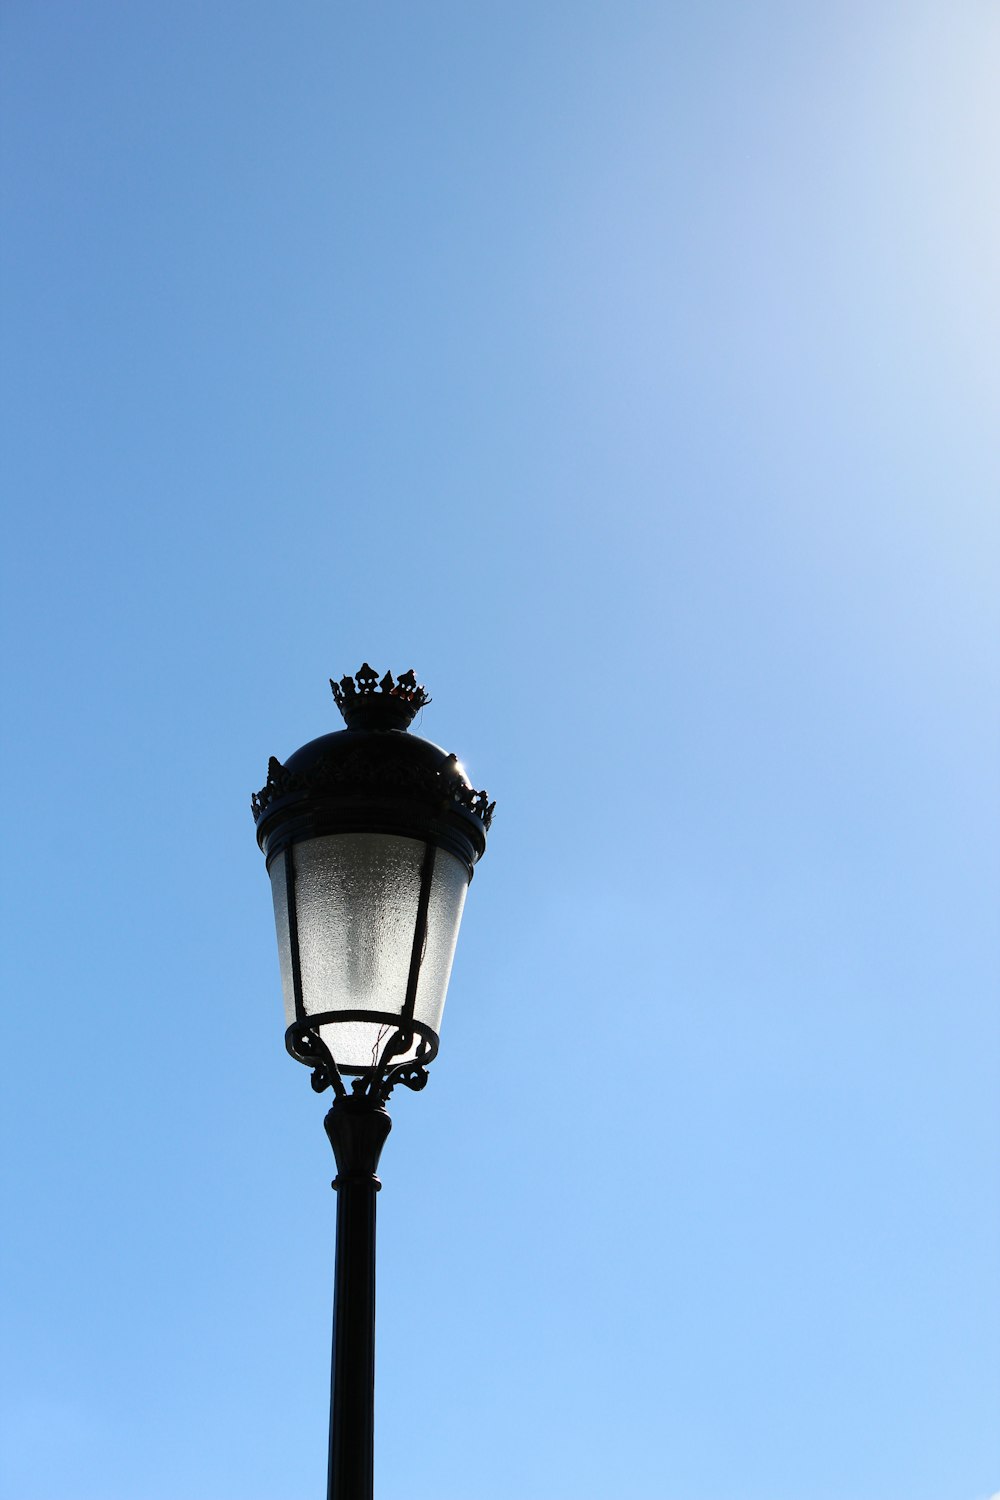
[
  {"left": 325, "top": 1097, "right": 392, "bottom": 1500},
  {"left": 251, "top": 666, "right": 493, "bottom": 1500}
]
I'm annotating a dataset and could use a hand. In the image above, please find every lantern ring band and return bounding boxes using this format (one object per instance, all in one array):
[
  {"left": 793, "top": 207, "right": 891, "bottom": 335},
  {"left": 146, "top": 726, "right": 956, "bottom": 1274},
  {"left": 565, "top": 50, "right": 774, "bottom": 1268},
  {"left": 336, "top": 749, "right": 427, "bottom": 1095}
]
[{"left": 285, "top": 1013, "right": 440, "bottom": 1094}]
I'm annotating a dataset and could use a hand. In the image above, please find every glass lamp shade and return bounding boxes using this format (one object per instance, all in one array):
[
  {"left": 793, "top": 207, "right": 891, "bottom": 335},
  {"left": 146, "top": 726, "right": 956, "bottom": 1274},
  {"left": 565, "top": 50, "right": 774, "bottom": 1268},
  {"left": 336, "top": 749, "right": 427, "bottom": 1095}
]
[{"left": 269, "top": 831, "right": 470, "bottom": 1073}]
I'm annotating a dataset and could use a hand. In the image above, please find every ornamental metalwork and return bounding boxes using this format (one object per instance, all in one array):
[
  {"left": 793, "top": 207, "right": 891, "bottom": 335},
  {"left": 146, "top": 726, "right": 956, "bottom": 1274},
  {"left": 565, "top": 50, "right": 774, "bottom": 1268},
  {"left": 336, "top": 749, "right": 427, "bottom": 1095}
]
[
  {"left": 330, "top": 663, "right": 430, "bottom": 717},
  {"left": 251, "top": 748, "right": 494, "bottom": 830}
]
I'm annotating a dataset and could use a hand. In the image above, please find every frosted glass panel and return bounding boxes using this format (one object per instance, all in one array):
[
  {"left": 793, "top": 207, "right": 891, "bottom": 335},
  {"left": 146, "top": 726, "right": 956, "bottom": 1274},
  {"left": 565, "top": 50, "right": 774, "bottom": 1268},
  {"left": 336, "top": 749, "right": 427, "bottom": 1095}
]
[
  {"left": 413, "top": 851, "right": 469, "bottom": 1035},
  {"left": 319, "top": 1018, "right": 415, "bottom": 1074},
  {"left": 294, "top": 833, "right": 424, "bottom": 1022},
  {"left": 267, "top": 849, "right": 296, "bottom": 1027},
  {"left": 270, "top": 833, "right": 471, "bottom": 1072}
]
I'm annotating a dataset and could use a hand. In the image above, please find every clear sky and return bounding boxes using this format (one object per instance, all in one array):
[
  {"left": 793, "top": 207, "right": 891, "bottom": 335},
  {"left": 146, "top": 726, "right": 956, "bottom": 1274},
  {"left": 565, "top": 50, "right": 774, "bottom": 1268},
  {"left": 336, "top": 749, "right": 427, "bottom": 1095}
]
[{"left": 2, "top": 3, "right": 998, "bottom": 1498}]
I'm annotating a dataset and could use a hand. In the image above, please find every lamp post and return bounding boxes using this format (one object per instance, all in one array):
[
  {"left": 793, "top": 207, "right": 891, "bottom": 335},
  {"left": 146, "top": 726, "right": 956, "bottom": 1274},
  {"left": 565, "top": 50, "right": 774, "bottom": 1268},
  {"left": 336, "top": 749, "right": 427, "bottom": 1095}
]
[{"left": 251, "top": 664, "right": 493, "bottom": 1500}]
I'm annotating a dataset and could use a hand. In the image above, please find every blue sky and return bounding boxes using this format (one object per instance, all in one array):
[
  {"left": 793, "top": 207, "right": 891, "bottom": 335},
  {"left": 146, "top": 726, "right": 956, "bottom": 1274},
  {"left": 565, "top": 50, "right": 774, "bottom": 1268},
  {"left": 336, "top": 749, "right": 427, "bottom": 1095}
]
[{"left": 2, "top": 3, "right": 998, "bottom": 1497}]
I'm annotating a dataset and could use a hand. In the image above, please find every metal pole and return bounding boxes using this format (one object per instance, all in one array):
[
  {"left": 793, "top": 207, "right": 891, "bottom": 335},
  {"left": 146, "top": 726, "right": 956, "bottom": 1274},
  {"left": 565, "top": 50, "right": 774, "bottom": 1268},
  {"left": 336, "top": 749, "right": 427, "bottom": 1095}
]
[{"left": 324, "top": 1096, "right": 392, "bottom": 1500}]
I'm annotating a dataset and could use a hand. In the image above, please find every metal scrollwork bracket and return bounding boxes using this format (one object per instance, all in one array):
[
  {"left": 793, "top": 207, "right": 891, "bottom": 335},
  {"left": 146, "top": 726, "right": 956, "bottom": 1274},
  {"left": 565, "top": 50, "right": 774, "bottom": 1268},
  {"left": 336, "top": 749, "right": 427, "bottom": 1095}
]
[{"left": 285, "top": 1014, "right": 439, "bottom": 1108}]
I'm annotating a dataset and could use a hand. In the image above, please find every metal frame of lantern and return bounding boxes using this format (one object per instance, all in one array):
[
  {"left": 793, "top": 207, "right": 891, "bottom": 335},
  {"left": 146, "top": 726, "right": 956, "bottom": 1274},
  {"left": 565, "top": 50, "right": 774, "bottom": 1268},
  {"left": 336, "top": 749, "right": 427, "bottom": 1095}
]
[{"left": 252, "top": 665, "right": 493, "bottom": 1108}]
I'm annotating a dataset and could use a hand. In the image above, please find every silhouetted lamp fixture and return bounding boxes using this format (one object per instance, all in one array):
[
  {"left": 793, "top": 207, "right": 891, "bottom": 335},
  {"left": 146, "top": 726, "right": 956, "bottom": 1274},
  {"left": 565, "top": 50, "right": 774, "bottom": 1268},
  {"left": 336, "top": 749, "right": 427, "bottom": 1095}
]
[{"left": 252, "top": 664, "right": 493, "bottom": 1500}]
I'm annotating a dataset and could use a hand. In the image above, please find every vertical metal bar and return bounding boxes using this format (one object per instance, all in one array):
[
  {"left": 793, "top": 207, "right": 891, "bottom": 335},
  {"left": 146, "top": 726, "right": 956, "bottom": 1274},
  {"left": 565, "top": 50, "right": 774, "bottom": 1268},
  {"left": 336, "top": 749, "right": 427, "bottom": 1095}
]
[
  {"left": 401, "top": 842, "right": 436, "bottom": 1022},
  {"left": 285, "top": 843, "right": 305, "bottom": 1022},
  {"left": 324, "top": 1100, "right": 392, "bottom": 1500}
]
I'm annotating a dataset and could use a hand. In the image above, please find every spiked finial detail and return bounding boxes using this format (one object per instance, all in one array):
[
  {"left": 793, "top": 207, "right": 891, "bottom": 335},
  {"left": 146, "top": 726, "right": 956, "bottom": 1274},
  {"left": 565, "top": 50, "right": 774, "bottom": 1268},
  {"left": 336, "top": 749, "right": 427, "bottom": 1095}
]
[{"left": 330, "top": 664, "right": 431, "bottom": 730}]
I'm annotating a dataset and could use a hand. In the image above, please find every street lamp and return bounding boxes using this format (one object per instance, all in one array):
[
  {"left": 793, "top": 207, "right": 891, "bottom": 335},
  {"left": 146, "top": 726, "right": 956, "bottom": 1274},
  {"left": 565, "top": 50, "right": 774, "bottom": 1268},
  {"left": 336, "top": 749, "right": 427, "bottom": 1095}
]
[{"left": 251, "top": 664, "right": 493, "bottom": 1500}]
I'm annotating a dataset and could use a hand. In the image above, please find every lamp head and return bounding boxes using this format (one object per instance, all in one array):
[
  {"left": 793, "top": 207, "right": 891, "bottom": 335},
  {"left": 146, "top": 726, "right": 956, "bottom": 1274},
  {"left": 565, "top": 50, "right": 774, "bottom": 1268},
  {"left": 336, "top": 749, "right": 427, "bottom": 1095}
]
[{"left": 252, "top": 666, "right": 493, "bottom": 1103}]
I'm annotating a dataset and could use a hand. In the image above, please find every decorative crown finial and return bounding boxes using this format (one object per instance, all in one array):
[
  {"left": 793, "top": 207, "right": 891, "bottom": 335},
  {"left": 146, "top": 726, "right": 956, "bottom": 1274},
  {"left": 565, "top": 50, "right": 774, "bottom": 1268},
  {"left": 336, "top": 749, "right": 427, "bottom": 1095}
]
[{"left": 330, "top": 664, "right": 431, "bottom": 730}]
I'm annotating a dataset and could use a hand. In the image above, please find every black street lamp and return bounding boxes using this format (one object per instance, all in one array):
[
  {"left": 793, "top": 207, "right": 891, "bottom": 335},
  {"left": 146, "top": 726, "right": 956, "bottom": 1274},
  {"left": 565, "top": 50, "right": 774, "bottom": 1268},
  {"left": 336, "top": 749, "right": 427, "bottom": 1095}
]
[{"left": 251, "top": 665, "right": 493, "bottom": 1500}]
